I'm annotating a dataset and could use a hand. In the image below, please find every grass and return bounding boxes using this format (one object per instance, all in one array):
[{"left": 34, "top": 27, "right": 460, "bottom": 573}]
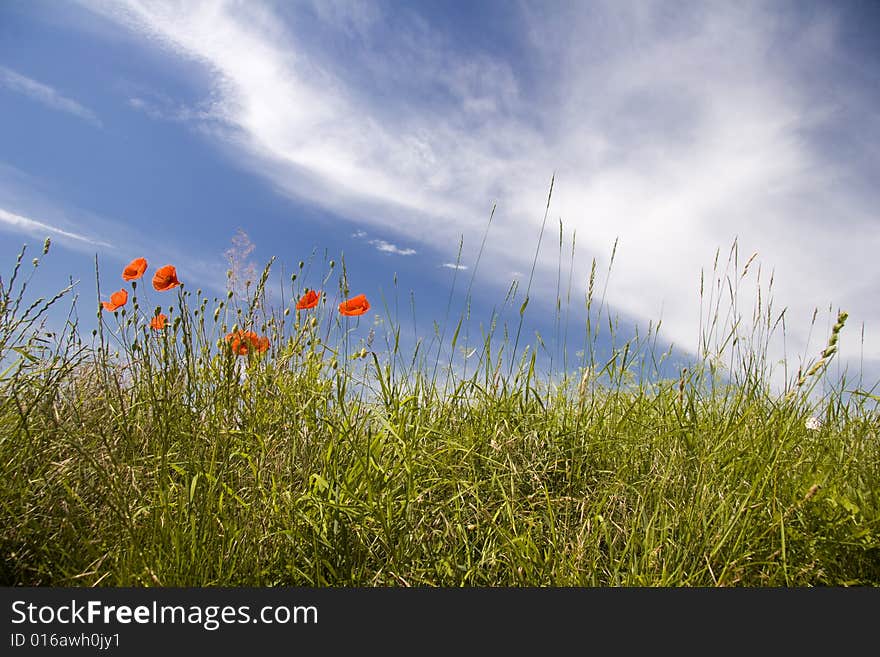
[{"left": 1, "top": 213, "right": 878, "bottom": 587}]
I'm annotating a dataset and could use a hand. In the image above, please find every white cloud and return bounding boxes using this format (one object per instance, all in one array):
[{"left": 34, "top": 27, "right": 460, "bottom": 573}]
[
  {"left": 0, "top": 66, "right": 102, "bottom": 127},
  {"left": 441, "top": 263, "right": 467, "bottom": 270},
  {"left": 127, "top": 92, "right": 220, "bottom": 123},
  {"left": 369, "top": 239, "right": 416, "bottom": 256},
  {"left": 0, "top": 203, "right": 234, "bottom": 297},
  {"left": 348, "top": 229, "right": 416, "bottom": 255},
  {"left": 80, "top": 0, "right": 880, "bottom": 379},
  {"left": 0, "top": 163, "right": 231, "bottom": 297},
  {"left": 0, "top": 207, "right": 111, "bottom": 247}
]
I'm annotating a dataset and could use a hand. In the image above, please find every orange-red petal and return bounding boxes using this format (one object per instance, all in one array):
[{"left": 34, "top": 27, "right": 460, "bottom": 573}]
[
  {"left": 225, "top": 331, "right": 246, "bottom": 355},
  {"left": 150, "top": 313, "right": 168, "bottom": 330},
  {"left": 123, "top": 257, "right": 148, "bottom": 281},
  {"left": 296, "top": 289, "right": 320, "bottom": 310},
  {"left": 153, "top": 264, "right": 181, "bottom": 292},
  {"left": 225, "top": 329, "right": 269, "bottom": 356},
  {"left": 102, "top": 288, "right": 128, "bottom": 312},
  {"left": 338, "top": 294, "right": 370, "bottom": 317}
]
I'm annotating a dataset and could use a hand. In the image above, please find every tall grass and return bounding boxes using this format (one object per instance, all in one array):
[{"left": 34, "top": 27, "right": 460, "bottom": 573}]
[{"left": 1, "top": 219, "right": 878, "bottom": 586}]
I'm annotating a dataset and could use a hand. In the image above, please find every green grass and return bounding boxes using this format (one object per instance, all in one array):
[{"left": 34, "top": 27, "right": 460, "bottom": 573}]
[{"left": 1, "top": 223, "right": 878, "bottom": 587}]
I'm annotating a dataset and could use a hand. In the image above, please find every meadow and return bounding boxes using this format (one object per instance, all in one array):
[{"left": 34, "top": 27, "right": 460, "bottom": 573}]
[{"left": 1, "top": 219, "right": 878, "bottom": 587}]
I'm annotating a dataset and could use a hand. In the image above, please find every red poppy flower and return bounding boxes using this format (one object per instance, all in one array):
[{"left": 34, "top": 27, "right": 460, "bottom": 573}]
[
  {"left": 150, "top": 313, "right": 168, "bottom": 330},
  {"left": 153, "top": 265, "right": 181, "bottom": 292},
  {"left": 101, "top": 289, "right": 128, "bottom": 312},
  {"left": 338, "top": 293, "right": 370, "bottom": 317},
  {"left": 225, "top": 330, "right": 250, "bottom": 356},
  {"left": 296, "top": 289, "right": 320, "bottom": 310},
  {"left": 225, "top": 330, "right": 270, "bottom": 356},
  {"left": 122, "top": 257, "right": 148, "bottom": 281}
]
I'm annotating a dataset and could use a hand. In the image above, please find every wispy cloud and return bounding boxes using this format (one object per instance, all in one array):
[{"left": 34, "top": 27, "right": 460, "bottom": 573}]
[
  {"left": 127, "top": 93, "right": 219, "bottom": 123},
  {"left": 0, "top": 163, "right": 233, "bottom": 296},
  {"left": 0, "top": 207, "right": 111, "bottom": 247},
  {"left": 369, "top": 239, "right": 416, "bottom": 256},
  {"left": 0, "top": 66, "right": 102, "bottom": 127},
  {"left": 441, "top": 263, "right": 467, "bottom": 270},
  {"left": 80, "top": 0, "right": 880, "bottom": 371},
  {"left": 351, "top": 230, "right": 416, "bottom": 256}
]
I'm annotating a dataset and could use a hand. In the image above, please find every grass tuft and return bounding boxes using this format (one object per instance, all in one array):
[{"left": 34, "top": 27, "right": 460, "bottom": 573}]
[{"left": 1, "top": 226, "right": 878, "bottom": 586}]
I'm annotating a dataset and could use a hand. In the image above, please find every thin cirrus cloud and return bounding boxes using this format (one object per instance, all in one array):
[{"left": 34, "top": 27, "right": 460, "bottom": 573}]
[
  {"left": 127, "top": 93, "right": 220, "bottom": 123},
  {"left": 80, "top": 1, "right": 880, "bottom": 375},
  {"left": 0, "top": 207, "right": 111, "bottom": 248},
  {"left": 0, "top": 164, "right": 232, "bottom": 296},
  {"left": 0, "top": 202, "right": 232, "bottom": 297},
  {"left": 0, "top": 65, "right": 102, "bottom": 127}
]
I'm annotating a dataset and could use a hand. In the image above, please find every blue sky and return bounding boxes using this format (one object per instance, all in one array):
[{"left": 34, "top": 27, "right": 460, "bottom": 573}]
[{"left": 1, "top": 0, "right": 879, "bottom": 387}]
